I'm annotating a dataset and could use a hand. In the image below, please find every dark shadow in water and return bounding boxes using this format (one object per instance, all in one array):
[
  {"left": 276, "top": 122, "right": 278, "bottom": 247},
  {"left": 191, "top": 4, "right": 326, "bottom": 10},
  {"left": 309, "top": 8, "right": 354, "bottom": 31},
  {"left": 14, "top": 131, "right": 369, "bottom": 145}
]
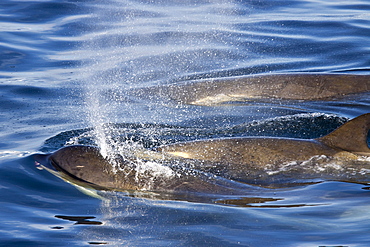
[
  {"left": 55, "top": 215, "right": 103, "bottom": 225},
  {"left": 214, "top": 197, "right": 321, "bottom": 208},
  {"left": 50, "top": 226, "right": 64, "bottom": 229},
  {"left": 39, "top": 112, "right": 348, "bottom": 153}
]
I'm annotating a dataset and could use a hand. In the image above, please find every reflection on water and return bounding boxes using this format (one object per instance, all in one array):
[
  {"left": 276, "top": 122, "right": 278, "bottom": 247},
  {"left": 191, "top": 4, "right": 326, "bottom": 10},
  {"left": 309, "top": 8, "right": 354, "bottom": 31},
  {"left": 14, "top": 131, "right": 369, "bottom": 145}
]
[{"left": 73, "top": 181, "right": 370, "bottom": 246}]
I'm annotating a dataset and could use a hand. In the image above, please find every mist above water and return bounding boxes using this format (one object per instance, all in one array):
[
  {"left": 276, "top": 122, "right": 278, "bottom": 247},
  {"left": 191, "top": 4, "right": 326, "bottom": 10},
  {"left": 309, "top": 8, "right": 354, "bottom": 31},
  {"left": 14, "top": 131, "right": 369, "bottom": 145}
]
[{"left": 80, "top": 0, "right": 241, "bottom": 161}]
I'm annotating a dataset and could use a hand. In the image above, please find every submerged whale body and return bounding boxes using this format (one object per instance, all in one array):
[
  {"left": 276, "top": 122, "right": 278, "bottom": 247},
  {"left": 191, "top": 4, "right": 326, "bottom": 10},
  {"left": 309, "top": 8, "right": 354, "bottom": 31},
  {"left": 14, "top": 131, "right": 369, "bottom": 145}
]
[
  {"left": 133, "top": 74, "right": 370, "bottom": 105},
  {"left": 34, "top": 113, "right": 370, "bottom": 195}
]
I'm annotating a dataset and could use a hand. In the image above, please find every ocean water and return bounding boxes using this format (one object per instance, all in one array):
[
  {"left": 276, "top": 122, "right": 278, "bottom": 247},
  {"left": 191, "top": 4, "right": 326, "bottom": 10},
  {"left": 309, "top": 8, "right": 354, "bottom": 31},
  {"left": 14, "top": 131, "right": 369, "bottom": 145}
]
[{"left": 1, "top": 0, "right": 370, "bottom": 246}]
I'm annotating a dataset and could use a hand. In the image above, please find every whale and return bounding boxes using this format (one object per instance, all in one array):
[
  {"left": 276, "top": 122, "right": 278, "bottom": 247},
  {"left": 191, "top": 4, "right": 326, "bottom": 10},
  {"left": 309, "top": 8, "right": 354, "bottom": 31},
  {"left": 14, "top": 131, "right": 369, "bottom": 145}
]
[
  {"left": 34, "top": 113, "right": 370, "bottom": 195},
  {"left": 131, "top": 74, "right": 370, "bottom": 105}
]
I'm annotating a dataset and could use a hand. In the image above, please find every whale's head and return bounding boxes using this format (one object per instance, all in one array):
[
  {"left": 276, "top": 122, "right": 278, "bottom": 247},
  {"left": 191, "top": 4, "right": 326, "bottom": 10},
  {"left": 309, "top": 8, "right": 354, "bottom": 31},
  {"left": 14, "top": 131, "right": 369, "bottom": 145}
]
[{"left": 34, "top": 145, "right": 119, "bottom": 190}]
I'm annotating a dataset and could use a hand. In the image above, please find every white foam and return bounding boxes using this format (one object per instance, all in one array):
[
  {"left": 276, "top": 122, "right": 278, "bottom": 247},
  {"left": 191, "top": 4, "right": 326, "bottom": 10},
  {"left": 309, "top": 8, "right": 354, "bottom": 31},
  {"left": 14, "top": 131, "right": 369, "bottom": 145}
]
[
  {"left": 358, "top": 156, "right": 370, "bottom": 162},
  {"left": 134, "top": 159, "right": 178, "bottom": 191},
  {"left": 264, "top": 155, "right": 347, "bottom": 175}
]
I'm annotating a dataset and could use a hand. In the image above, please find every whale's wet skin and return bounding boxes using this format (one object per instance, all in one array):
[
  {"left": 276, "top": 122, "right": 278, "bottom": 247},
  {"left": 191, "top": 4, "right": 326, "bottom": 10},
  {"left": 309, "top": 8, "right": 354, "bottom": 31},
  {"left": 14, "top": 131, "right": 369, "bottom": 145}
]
[
  {"left": 131, "top": 74, "right": 370, "bottom": 105},
  {"left": 34, "top": 113, "right": 370, "bottom": 203}
]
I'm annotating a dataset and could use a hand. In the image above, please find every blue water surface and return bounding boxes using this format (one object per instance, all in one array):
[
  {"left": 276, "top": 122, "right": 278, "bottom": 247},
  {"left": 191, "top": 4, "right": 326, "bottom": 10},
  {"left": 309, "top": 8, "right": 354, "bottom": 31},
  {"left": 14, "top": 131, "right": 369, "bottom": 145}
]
[{"left": 1, "top": 0, "right": 370, "bottom": 246}]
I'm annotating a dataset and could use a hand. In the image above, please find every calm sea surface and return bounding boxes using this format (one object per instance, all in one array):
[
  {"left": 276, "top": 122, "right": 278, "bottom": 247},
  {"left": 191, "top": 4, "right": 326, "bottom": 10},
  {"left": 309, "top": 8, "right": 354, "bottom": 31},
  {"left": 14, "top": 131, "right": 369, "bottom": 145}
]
[{"left": 1, "top": 0, "right": 370, "bottom": 246}]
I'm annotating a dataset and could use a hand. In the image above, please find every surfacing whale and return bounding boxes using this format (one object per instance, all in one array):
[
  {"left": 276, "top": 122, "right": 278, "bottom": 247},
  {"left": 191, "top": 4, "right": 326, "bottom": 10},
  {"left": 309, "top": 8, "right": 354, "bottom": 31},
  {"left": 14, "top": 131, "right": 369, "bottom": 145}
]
[
  {"left": 34, "top": 113, "right": 370, "bottom": 195},
  {"left": 132, "top": 74, "right": 370, "bottom": 105}
]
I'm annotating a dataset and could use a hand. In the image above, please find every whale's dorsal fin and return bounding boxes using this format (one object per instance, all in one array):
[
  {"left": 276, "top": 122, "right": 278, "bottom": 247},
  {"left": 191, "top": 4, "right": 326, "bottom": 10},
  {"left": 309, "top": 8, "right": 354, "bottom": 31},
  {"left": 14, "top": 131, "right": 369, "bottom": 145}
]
[{"left": 318, "top": 113, "right": 370, "bottom": 153}]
